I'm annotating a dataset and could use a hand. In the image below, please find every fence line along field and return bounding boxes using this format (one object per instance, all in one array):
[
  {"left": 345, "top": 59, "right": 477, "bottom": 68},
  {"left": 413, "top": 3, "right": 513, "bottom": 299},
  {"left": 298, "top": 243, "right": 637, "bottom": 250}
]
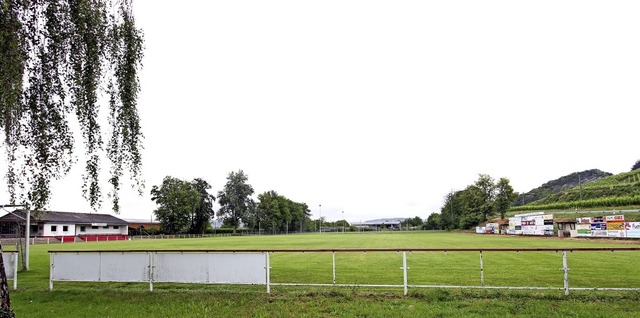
[{"left": 9, "top": 232, "right": 640, "bottom": 317}]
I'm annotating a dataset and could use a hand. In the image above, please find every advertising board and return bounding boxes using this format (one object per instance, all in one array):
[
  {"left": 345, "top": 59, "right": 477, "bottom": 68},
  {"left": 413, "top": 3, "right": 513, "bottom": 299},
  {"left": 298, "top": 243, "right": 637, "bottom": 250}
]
[
  {"left": 605, "top": 215, "right": 625, "bottom": 222},
  {"left": 577, "top": 217, "right": 593, "bottom": 224},
  {"left": 626, "top": 222, "right": 640, "bottom": 238},
  {"left": 507, "top": 213, "right": 553, "bottom": 236},
  {"left": 576, "top": 224, "right": 591, "bottom": 236}
]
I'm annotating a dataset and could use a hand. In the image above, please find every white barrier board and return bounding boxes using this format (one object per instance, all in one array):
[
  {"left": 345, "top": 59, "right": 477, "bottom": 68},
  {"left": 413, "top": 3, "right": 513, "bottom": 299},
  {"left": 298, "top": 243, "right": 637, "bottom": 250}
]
[
  {"left": 2, "top": 252, "right": 17, "bottom": 280},
  {"left": 50, "top": 252, "right": 266, "bottom": 288},
  {"left": 153, "top": 253, "right": 266, "bottom": 284}
]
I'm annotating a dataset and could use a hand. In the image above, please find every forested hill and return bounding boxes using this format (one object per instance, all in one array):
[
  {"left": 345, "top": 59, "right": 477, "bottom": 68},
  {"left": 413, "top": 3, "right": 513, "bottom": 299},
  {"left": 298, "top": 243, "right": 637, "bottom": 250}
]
[{"left": 512, "top": 169, "right": 612, "bottom": 207}]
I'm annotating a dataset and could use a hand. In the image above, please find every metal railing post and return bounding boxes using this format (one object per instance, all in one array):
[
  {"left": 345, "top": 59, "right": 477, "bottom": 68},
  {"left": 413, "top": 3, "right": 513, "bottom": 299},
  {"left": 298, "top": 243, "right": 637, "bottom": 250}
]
[
  {"left": 49, "top": 253, "right": 54, "bottom": 291},
  {"left": 332, "top": 252, "right": 336, "bottom": 285},
  {"left": 12, "top": 252, "right": 17, "bottom": 290},
  {"left": 563, "top": 251, "right": 569, "bottom": 296},
  {"left": 266, "top": 252, "right": 271, "bottom": 294},
  {"left": 479, "top": 251, "right": 484, "bottom": 287},
  {"left": 149, "top": 252, "right": 154, "bottom": 292},
  {"left": 402, "top": 251, "right": 408, "bottom": 296}
]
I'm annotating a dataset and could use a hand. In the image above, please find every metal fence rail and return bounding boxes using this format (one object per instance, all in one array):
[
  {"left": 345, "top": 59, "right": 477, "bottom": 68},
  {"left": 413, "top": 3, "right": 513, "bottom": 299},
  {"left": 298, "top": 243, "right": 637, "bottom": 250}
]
[{"left": 48, "top": 248, "right": 640, "bottom": 296}]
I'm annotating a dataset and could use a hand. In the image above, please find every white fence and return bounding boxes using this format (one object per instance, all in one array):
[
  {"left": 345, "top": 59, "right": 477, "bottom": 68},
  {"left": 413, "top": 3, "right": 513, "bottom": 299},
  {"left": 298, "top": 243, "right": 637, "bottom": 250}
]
[
  {"left": 49, "top": 248, "right": 640, "bottom": 296},
  {"left": 49, "top": 251, "right": 268, "bottom": 291},
  {"left": 2, "top": 252, "right": 18, "bottom": 290}
]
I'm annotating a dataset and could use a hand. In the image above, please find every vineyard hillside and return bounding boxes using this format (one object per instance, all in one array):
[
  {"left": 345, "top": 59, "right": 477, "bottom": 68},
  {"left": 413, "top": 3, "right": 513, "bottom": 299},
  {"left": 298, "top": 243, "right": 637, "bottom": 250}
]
[
  {"left": 511, "top": 169, "right": 640, "bottom": 211},
  {"left": 513, "top": 169, "right": 612, "bottom": 206}
]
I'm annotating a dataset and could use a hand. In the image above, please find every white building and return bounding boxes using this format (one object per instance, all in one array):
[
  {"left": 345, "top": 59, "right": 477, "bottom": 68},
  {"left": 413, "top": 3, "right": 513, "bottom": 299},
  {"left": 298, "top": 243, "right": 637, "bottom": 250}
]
[{"left": 0, "top": 210, "right": 129, "bottom": 242}]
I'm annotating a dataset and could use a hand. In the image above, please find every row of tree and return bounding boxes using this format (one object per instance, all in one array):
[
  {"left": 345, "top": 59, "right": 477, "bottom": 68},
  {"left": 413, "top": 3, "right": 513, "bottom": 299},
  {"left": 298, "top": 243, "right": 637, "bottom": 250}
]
[
  {"left": 427, "top": 174, "right": 518, "bottom": 231},
  {"left": 151, "top": 170, "right": 315, "bottom": 234},
  {"left": 243, "top": 190, "right": 311, "bottom": 233}
]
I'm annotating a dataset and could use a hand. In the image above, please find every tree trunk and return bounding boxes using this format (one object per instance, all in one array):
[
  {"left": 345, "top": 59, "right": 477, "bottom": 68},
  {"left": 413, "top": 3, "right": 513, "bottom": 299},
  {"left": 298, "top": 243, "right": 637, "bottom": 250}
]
[{"left": 0, "top": 244, "right": 14, "bottom": 317}]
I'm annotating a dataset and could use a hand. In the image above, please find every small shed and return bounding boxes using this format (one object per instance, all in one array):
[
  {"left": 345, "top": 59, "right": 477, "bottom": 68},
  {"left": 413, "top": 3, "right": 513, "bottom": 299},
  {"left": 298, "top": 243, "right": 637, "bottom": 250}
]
[
  {"left": 484, "top": 218, "right": 510, "bottom": 234},
  {"left": 555, "top": 218, "right": 577, "bottom": 237},
  {"left": 125, "top": 218, "right": 161, "bottom": 235},
  {"left": 495, "top": 219, "right": 510, "bottom": 234}
]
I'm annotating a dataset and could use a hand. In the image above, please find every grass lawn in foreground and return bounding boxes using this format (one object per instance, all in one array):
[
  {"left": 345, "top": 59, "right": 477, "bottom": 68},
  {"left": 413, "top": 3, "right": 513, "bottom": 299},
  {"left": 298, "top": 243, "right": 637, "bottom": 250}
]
[{"left": 8, "top": 231, "right": 640, "bottom": 317}]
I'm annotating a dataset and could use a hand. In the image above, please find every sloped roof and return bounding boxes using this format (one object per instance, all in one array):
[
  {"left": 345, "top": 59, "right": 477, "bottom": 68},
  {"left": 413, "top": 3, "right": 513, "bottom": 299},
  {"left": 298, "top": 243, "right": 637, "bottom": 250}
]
[
  {"left": 352, "top": 218, "right": 409, "bottom": 225},
  {"left": 554, "top": 218, "right": 577, "bottom": 223},
  {"left": 123, "top": 218, "right": 160, "bottom": 224},
  {"left": 0, "top": 210, "right": 128, "bottom": 225}
]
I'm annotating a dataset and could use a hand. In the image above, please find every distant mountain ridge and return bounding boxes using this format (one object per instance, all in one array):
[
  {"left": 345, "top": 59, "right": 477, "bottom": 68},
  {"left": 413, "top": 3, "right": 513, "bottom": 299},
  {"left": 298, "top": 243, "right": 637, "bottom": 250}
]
[{"left": 513, "top": 169, "right": 613, "bottom": 206}]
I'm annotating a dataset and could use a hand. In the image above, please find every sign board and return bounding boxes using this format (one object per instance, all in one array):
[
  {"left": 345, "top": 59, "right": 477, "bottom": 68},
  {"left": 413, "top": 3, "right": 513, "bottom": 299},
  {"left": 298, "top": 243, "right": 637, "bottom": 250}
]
[
  {"left": 605, "top": 215, "right": 624, "bottom": 222},
  {"left": 574, "top": 215, "right": 640, "bottom": 238},
  {"left": 625, "top": 222, "right": 640, "bottom": 238},
  {"left": 607, "top": 230, "right": 625, "bottom": 238},
  {"left": 576, "top": 224, "right": 591, "bottom": 236},
  {"left": 577, "top": 217, "right": 592, "bottom": 224},
  {"left": 507, "top": 213, "right": 553, "bottom": 236},
  {"left": 2, "top": 252, "right": 17, "bottom": 290},
  {"left": 606, "top": 222, "right": 624, "bottom": 231}
]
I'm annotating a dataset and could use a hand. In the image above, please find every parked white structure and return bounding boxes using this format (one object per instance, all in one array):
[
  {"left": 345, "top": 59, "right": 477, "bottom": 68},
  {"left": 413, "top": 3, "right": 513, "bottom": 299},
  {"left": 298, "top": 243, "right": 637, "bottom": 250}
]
[{"left": 0, "top": 210, "right": 129, "bottom": 242}]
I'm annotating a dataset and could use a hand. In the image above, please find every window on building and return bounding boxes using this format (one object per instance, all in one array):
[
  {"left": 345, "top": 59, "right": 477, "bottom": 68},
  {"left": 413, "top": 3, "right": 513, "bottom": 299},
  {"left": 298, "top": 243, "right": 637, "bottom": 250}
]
[
  {"left": 80, "top": 226, "right": 86, "bottom": 232},
  {"left": 91, "top": 226, "right": 98, "bottom": 230},
  {"left": 103, "top": 225, "right": 109, "bottom": 229},
  {"left": 113, "top": 225, "right": 119, "bottom": 229},
  {"left": 62, "top": 225, "right": 68, "bottom": 232},
  {"left": 51, "top": 225, "right": 57, "bottom": 232}
]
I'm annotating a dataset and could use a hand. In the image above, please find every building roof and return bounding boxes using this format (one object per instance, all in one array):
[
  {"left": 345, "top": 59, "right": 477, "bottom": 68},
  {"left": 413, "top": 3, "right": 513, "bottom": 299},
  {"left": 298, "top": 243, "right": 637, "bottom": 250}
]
[
  {"left": 352, "top": 218, "right": 409, "bottom": 226},
  {"left": 554, "top": 218, "right": 577, "bottom": 223},
  {"left": 0, "top": 210, "right": 128, "bottom": 225},
  {"left": 486, "top": 218, "right": 510, "bottom": 225},
  {"left": 123, "top": 218, "right": 160, "bottom": 224}
]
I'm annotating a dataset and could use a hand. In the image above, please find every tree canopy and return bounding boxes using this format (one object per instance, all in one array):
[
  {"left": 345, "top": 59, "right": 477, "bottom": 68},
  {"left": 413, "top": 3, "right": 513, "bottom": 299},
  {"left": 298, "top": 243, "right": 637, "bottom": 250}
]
[
  {"left": 150, "top": 176, "right": 215, "bottom": 234},
  {"left": 494, "top": 177, "right": 518, "bottom": 219},
  {"left": 437, "top": 174, "right": 517, "bottom": 230},
  {"left": 0, "top": 0, "right": 144, "bottom": 212},
  {"left": 0, "top": 1, "right": 144, "bottom": 314},
  {"left": 217, "top": 170, "right": 254, "bottom": 234},
  {"left": 249, "top": 190, "right": 310, "bottom": 233}
]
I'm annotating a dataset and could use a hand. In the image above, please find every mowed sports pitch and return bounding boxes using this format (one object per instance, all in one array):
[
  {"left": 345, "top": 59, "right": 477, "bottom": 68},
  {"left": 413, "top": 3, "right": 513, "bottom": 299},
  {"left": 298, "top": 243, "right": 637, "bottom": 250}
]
[{"left": 9, "top": 232, "right": 640, "bottom": 317}]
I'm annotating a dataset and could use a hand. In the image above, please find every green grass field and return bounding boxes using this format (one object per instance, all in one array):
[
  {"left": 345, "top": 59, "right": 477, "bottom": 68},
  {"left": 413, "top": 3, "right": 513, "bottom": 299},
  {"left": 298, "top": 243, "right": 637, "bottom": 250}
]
[{"left": 8, "top": 232, "right": 640, "bottom": 317}]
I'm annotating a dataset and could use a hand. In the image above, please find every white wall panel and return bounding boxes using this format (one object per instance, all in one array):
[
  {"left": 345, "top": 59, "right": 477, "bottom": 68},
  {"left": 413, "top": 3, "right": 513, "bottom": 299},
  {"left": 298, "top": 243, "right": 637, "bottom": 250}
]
[
  {"left": 50, "top": 252, "right": 267, "bottom": 287},
  {"left": 99, "top": 253, "right": 149, "bottom": 282},
  {"left": 153, "top": 253, "right": 209, "bottom": 283},
  {"left": 52, "top": 253, "right": 101, "bottom": 281},
  {"left": 209, "top": 253, "right": 265, "bottom": 284},
  {"left": 2, "top": 252, "right": 17, "bottom": 279}
]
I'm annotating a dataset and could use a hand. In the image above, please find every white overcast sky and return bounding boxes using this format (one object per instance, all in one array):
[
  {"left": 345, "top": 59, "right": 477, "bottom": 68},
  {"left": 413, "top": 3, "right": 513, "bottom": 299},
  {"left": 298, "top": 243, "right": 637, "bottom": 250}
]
[{"left": 1, "top": 0, "right": 639, "bottom": 223}]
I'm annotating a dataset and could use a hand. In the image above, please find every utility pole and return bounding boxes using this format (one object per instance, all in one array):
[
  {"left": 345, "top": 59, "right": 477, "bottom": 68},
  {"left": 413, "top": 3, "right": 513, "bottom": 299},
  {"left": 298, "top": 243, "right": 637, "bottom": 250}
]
[
  {"left": 319, "top": 204, "right": 322, "bottom": 233},
  {"left": 579, "top": 174, "right": 583, "bottom": 201}
]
